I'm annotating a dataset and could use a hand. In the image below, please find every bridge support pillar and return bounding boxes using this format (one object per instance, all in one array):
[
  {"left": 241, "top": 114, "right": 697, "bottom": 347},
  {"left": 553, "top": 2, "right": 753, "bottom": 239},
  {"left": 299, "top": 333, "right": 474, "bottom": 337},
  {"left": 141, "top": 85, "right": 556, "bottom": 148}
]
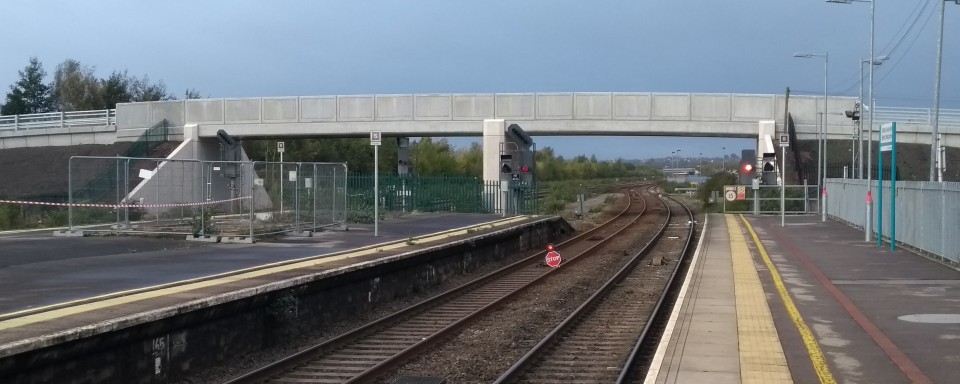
[
  {"left": 483, "top": 119, "right": 506, "bottom": 214},
  {"left": 397, "top": 137, "right": 410, "bottom": 175}
]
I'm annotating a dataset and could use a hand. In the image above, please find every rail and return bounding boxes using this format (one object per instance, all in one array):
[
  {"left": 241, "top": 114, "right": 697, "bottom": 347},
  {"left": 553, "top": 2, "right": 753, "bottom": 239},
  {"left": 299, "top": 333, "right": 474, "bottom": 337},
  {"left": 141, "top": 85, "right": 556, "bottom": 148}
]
[{"left": 0, "top": 109, "right": 116, "bottom": 131}]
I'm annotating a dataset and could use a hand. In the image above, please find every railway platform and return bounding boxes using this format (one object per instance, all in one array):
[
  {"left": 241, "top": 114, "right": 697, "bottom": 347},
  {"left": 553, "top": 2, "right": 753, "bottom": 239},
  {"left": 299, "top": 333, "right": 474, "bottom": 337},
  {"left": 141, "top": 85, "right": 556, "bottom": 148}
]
[
  {"left": 647, "top": 213, "right": 959, "bottom": 384},
  {"left": 0, "top": 213, "right": 554, "bottom": 356}
]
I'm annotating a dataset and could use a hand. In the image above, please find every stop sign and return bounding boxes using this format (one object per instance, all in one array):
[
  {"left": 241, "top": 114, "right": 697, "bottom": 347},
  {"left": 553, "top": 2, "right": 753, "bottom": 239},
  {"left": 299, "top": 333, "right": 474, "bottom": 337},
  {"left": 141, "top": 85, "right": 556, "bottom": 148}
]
[{"left": 545, "top": 250, "right": 562, "bottom": 268}]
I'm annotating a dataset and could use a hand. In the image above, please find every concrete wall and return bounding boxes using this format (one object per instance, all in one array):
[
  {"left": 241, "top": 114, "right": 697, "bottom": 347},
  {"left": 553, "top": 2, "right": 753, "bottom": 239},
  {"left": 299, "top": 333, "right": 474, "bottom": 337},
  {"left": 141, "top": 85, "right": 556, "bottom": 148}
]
[
  {"left": 0, "top": 217, "right": 573, "bottom": 384},
  {"left": 0, "top": 125, "right": 117, "bottom": 149}
]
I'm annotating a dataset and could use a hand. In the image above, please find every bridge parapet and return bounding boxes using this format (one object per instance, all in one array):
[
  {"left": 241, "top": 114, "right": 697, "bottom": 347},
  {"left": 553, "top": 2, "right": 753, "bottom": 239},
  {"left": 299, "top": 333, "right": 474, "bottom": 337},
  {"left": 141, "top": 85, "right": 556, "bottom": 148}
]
[{"left": 115, "top": 93, "right": 857, "bottom": 136}]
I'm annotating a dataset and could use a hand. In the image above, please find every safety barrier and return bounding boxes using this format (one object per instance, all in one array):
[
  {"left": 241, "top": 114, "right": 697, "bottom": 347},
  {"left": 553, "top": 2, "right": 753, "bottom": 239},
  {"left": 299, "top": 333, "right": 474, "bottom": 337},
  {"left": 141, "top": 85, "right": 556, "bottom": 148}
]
[
  {"left": 825, "top": 178, "right": 960, "bottom": 264},
  {"left": 0, "top": 109, "right": 115, "bottom": 131},
  {"left": 57, "top": 156, "right": 347, "bottom": 241}
]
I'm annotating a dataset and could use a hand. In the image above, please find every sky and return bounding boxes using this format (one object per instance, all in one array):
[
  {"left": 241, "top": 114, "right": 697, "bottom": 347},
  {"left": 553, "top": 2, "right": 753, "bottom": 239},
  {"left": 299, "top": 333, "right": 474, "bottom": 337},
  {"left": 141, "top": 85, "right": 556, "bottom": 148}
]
[{"left": 1, "top": 0, "right": 957, "bottom": 160}]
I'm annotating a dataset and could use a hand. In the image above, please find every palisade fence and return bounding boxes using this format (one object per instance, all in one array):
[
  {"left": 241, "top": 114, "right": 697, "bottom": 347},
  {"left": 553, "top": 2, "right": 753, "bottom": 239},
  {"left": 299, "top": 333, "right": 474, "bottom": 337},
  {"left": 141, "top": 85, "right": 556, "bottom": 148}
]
[
  {"left": 65, "top": 156, "right": 347, "bottom": 240},
  {"left": 722, "top": 184, "right": 820, "bottom": 214},
  {"left": 825, "top": 178, "right": 960, "bottom": 264}
]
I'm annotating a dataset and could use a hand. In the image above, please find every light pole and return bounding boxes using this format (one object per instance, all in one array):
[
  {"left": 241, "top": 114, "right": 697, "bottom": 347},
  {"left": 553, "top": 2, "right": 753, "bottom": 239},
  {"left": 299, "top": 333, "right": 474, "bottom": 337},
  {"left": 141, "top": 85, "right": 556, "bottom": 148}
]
[
  {"left": 676, "top": 149, "right": 682, "bottom": 169},
  {"left": 931, "top": 1, "right": 959, "bottom": 181},
  {"left": 794, "top": 51, "right": 828, "bottom": 221},
  {"left": 828, "top": 0, "right": 875, "bottom": 241},
  {"left": 858, "top": 56, "right": 888, "bottom": 180},
  {"left": 699, "top": 152, "right": 703, "bottom": 175},
  {"left": 722, "top": 146, "right": 726, "bottom": 173}
]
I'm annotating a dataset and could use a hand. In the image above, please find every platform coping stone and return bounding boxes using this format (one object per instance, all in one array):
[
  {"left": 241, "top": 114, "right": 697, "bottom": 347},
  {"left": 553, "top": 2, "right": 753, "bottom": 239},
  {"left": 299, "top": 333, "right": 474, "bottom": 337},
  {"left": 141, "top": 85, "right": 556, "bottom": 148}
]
[{"left": 726, "top": 215, "right": 793, "bottom": 383}]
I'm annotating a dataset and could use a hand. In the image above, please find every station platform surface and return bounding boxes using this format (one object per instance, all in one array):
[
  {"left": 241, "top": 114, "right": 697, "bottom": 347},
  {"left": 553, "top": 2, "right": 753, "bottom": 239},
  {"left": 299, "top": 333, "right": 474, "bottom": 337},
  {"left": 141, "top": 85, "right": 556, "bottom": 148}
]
[
  {"left": 0, "top": 213, "right": 537, "bottom": 352},
  {"left": 648, "top": 213, "right": 960, "bottom": 384}
]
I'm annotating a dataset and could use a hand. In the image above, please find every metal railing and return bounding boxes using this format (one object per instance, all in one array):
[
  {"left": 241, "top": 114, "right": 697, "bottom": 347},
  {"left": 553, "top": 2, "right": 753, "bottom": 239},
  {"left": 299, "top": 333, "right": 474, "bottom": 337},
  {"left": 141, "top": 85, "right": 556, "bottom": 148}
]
[
  {"left": 722, "top": 184, "right": 820, "bottom": 214},
  {"left": 0, "top": 109, "right": 116, "bottom": 131},
  {"left": 874, "top": 106, "right": 960, "bottom": 129}
]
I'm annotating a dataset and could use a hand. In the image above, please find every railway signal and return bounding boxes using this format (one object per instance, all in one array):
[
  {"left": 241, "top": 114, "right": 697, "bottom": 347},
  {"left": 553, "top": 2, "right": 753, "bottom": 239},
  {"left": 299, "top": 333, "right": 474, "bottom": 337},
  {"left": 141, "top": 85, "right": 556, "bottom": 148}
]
[{"left": 544, "top": 243, "right": 561, "bottom": 268}]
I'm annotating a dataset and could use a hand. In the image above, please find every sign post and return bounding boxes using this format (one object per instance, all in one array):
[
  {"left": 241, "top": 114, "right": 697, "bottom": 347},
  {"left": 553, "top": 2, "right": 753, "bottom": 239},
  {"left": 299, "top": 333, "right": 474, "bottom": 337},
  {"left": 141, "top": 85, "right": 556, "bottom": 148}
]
[
  {"left": 780, "top": 134, "right": 789, "bottom": 227},
  {"left": 278, "top": 141, "right": 285, "bottom": 218},
  {"left": 878, "top": 123, "right": 896, "bottom": 250},
  {"left": 370, "top": 131, "right": 382, "bottom": 237},
  {"left": 544, "top": 243, "right": 561, "bottom": 268}
]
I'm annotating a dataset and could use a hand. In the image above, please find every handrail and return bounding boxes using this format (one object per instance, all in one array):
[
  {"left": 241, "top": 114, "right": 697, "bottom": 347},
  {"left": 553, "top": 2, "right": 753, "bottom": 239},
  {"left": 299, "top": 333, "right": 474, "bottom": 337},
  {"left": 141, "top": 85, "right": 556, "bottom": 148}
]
[{"left": 0, "top": 109, "right": 116, "bottom": 131}]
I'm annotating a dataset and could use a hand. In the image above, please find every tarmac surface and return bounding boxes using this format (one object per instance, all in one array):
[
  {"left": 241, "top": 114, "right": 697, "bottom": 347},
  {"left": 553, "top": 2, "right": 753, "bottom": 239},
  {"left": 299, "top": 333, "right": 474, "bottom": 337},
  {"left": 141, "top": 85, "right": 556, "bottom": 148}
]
[{"left": 0, "top": 213, "right": 505, "bottom": 314}]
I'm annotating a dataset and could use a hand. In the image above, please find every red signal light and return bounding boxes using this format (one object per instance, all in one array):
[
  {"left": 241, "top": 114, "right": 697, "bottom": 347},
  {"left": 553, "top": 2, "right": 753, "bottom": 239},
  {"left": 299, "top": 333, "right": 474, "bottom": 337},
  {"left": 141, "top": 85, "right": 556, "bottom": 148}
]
[
  {"left": 743, "top": 164, "right": 753, "bottom": 172},
  {"left": 546, "top": 243, "right": 555, "bottom": 252},
  {"left": 520, "top": 165, "right": 530, "bottom": 172}
]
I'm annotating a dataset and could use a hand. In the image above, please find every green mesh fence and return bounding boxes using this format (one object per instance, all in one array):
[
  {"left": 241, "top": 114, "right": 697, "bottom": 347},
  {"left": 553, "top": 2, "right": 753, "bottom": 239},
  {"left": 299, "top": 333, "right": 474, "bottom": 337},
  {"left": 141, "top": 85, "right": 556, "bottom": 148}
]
[
  {"left": 73, "top": 120, "right": 169, "bottom": 204},
  {"left": 345, "top": 174, "right": 537, "bottom": 219}
]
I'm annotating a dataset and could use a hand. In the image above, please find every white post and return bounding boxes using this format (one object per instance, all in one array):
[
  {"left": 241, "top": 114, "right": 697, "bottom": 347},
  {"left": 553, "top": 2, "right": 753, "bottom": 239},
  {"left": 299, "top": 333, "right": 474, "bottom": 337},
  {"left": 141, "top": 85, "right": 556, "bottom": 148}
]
[{"left": 374, "top": 144, "right": 379, "bottom": 237}]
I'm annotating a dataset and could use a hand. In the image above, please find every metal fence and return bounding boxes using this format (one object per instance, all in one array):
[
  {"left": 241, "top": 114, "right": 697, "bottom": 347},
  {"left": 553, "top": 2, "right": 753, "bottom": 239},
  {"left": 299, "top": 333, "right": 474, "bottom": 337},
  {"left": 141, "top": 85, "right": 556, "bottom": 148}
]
[
  {"left": 0, "top": 109, "right": 116, "bottom": 131},
  {"left": 344, "top": 175, "right": 536, "bottom": 217},
  {"left": 825, "top": 178, "right": 960, "bottom": 264},
  {"left": 722, "top": 184, "right": 820, "bottom": 214},
  {"left": 64, "top": 156, "right": 347, "bottom": 241}
]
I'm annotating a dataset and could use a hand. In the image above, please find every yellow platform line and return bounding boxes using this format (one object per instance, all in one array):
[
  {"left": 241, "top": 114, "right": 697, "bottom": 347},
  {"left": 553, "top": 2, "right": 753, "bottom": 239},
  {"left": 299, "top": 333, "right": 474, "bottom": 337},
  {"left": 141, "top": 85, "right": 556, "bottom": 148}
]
[
  {"left": 738, "top": 215, "right": 836, "bottom": 384},
  {"left": 726, "top": 215, "right": 792, "bottom": 383},
  {"left": 0, "top": 215, "right": 532, "bottom": 331}
]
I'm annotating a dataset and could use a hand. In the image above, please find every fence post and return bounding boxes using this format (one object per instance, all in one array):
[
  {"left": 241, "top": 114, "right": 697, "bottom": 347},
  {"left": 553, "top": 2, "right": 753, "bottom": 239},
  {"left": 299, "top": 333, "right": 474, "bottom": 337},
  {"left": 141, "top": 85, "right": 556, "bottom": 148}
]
[
  {"left": 60, "top": 111, "right": 65, "bottom": 128},
  {"left": 249, "top": 162, "right": 255, "bottom": 241},
  {"left": 295, "top": 163, "right": 301, "bottom": 234},
  {"left": 13, "top": 114, "right": 18, "bottom": 131},
  {"left": 68, "top": 157, "right": 74, "bottom": 230}
]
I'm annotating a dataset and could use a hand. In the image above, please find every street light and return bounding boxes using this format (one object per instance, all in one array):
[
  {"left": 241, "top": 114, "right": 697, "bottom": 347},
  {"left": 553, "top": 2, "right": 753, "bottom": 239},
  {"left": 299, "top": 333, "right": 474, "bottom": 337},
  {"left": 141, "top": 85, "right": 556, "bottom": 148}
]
[
  {"left": 827, "top": 0, "right": 876, "bottom": 242},
  {"left": 794, "top": 51, "right": 828, "bottom": 222},
  {"left": 722, "top": 146, "right": 726, "bottom": 173},
  {"left": 858, "top": 56, "right": 888, "bottom": 179},
  {"left": 932, "top": 1, "right": 959, "bottom": 181}
]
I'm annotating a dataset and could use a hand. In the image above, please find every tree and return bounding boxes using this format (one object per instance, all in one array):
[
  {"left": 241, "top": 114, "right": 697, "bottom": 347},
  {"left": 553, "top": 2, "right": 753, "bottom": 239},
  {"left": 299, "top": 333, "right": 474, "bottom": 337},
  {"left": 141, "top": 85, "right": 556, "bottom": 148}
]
[
  {"left": 1, "top": 57, "right": 54, "bottom": 115},
  {"left": 184, "top": 88, "right": 202, "bottom": 99},
  {"left": 51, "top": 59, "right": 102, "bottom": 111},
  {"left": 100, "top": 70, "right": 132, "bottom": 109},
  {"left": 130, "top": 75, "right": 173, "bottom": 102}
]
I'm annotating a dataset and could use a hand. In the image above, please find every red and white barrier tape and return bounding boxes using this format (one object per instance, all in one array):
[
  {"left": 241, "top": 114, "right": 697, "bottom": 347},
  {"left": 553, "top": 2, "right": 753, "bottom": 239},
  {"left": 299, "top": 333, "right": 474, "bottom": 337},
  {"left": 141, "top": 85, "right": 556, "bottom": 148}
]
[{"left": 0, "top": 196, "right": 252, "bottom": 209}]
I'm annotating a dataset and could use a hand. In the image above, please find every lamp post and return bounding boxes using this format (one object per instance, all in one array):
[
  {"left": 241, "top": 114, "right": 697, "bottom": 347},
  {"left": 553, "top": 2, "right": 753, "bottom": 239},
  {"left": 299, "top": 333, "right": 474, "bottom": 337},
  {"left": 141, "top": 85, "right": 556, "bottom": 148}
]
[
  {"left": 858, "top": 56, "right": 888, "bottom": 179},
  {"left": 676, "top": 149, "right": 682, "bottom": 169},
  {"left": 794, "top": 51, "right": 828, "bottom": 221},
  {"left": 827, "top": 0, "right": 875, "bottom": 241},
  {"left": 722, "top": 146, "right": 726, "bottom": 173},
  {"left": 931, "top": 1, "right": 959, "bottom": 181}
]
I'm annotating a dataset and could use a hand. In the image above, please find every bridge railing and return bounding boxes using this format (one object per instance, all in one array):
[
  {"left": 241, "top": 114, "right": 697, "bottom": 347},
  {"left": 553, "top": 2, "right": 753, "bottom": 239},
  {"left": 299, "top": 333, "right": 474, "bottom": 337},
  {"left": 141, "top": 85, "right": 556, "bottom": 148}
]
[
  {"left": 873, "top": 107, "right": 960, "bottom": 129},
  {"left": 0, "top": 109, "right": 116, "bottom": 132}
]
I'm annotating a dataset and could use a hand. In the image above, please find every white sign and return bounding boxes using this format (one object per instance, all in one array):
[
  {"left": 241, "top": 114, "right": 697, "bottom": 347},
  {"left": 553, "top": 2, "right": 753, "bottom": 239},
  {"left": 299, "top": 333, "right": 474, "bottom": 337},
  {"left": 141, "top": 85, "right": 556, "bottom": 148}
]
[
  {"left": 254, "top": 178, "right": 264, "bottom": 186},
  {"left": 138, "top": 169, "right": 154, "bottom": 179},
  {"left": 779, "top": 134, "right": 790, "bottom": 147},
  {"left": 288, "top": 171, "right": 297, "bottom": 182},
  {"left": 277, "top": 141, "right": 285, "bottom": 153},
  {"left": 880, "top": 123, "right": 895, "bottom": 152},
  {"left": 370, "top": 131, "right": 382, "bottom": 146},
  {"left": 725, "top": 190, "right": 737, "bottom": 202}
]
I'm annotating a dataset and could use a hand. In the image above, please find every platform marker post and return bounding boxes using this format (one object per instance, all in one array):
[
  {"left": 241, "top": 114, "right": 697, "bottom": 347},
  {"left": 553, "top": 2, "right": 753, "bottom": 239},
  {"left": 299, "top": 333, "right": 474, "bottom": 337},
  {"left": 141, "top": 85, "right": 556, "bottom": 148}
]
[{"left": 371, "top": 131, "right": 382, "bottom": 237}]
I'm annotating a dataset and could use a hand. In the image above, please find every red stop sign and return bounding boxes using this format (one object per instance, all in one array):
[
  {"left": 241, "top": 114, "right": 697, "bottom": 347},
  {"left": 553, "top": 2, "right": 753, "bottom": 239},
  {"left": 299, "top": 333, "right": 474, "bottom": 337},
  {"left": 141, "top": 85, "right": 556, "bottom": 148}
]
[{"left": 545, "top": 250, "right": 562, "bottom": 268}]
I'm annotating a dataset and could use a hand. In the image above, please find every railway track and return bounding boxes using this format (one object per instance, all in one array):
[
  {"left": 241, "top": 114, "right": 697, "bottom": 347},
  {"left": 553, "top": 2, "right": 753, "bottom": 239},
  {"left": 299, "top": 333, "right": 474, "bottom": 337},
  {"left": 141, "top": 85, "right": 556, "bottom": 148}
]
[
  {"left": 224, "top": 186, "right": 660, "bottom": 384},
  {"left": 494, "top": 194, "right": 695, "bottom": 383}
]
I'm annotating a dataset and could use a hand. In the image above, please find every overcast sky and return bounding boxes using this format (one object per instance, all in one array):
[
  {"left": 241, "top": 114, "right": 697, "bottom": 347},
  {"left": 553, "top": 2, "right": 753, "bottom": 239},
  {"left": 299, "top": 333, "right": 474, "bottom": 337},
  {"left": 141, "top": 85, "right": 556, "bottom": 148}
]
[{"left": 2, "top": 0, "right": 957, "bottom": 160}]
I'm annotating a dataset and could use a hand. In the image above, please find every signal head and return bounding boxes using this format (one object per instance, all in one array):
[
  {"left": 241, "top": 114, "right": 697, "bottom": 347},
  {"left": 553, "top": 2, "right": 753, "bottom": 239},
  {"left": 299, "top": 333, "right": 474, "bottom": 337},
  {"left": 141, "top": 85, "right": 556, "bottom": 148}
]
[
  {"left": 520, "top": 165, "right": 530, "bottom": 172},
  {"left": 743, "top": 163, "right": 753, "bottom": 173},
  {"left": 545, "top": 243, "right": 555, "bottom": 252}
]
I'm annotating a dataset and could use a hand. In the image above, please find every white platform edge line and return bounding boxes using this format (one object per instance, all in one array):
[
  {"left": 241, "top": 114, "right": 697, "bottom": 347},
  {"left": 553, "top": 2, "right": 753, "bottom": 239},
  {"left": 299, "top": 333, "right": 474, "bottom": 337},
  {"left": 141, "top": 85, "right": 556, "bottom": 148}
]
[{"left": 643, "top": 214, "right": 710, "bottom": 384}]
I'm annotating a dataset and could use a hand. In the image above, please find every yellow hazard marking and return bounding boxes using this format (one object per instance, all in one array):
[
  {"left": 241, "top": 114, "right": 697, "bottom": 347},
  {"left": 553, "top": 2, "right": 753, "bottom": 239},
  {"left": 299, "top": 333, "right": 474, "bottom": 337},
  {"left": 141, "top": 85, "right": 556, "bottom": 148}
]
[
  {"left": 0, "top": 216, "right": 532, "bottom": 331},
  {"left": 738, "top": 215, "right": 836, "bottom": 384},
  {"left": 726, "top": 215, "right": 793, "bottom": 383}
]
